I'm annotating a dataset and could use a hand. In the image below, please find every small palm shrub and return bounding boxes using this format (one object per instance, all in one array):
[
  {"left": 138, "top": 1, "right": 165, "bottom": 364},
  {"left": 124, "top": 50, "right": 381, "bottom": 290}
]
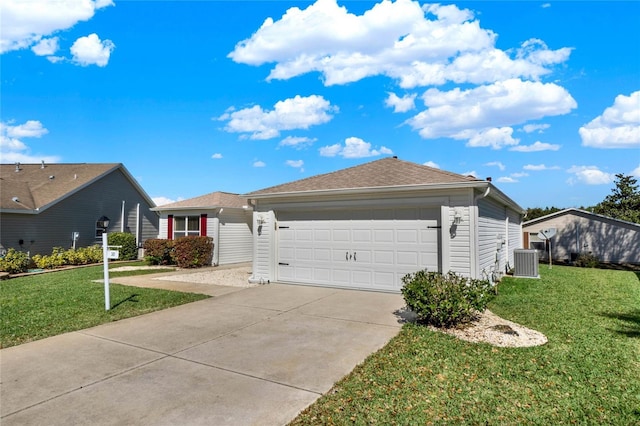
[
  {"left": 107, "top": 232, "right": 138, "bottom": 261},
  {"left": 0, "top": 248, "right": 31, "bottom": 274},
  {"left": 401, "top": 270, "right": 494, "bottom": 328}
]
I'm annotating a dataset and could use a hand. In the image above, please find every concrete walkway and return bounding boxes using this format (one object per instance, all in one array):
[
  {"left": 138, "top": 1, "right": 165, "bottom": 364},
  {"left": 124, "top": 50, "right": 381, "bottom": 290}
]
[{"left": 1, "top": 275, "right": 408, "bottom": 425}]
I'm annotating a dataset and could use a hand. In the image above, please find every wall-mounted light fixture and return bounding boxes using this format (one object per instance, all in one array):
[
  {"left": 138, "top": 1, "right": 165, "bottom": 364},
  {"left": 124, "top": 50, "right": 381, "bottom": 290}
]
[
  {"left": 97, "top": 216, "right": 110, "bottom": 230},
  {"left": 453, "top": 208, "right": 463, "bottom": 225},
  {"left": 257, "top": 214, "right": 266, "bottom": 225}
]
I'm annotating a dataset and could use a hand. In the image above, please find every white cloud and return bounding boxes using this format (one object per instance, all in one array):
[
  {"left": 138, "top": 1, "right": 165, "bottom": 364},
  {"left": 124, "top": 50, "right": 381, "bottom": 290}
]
[
  {"left": 497, "top": 176, "right": 517, "bottom": 183},
  {"left": 511, "top": 172, "right": 529, "bottom": 178},
  {"left": 522, "top": 123, "right": 550, "bottom": 133},
  {"left": 510, "top": 141, "right": 560, "bottom": 152},
  {"left": 579, "top": 91, "right": 640, "bottom": 149},
  {"left": 523, "top": 164, "right": 560, "bottom": 171},
  {"left": 407, "top": 79, "right": 576, "bottom": 140},
  {"left": 279, "top": 136, "right": 317, "bottom": 149},
  {"left": 319, "top": 136, "right": 392, "bottom": 158},
  {"left": 218, "top": 95, "right": 336, "bottom": 140},
  {"left": 631, "top": 165, "right": 640, "bottom": 178},
  {"left": 229, "top": 1, "right": 571, "bottom": 88},
  {"left": 423, "top": 161, "right": 440, "bottom": 169},
  {"left": 0, "top": 0, "right": 114, "bottom": 54},
  {"left": 211, "top": 153, "right": 223, "bottom": 159},
  {"left": 253, "top": 160, "right": 266, "bottom": 167},
  {"left": 567, "top": 165, "right": 614, "bottom": 185},
  {"left": 152, "top": 196, "right": 183, "bottom": 206},
  {"left": 31, "top": 37, "right": 59, "bottom": 56},
  {"left": 0, "top": 120, "right": 60, "bottom": 163},
  {"left": 70, "top": 33, "right": 115, "bottom": 67},
  {"left": 484, "top": 161, "right": 506, "bottom": 171},
  {"left": 285, "top": 159, "right": 304, "bottom": 171},
  {"left": 467, "top": 128, "right": 519, "bottom": 150},
  {"left": 542, "top": 3, "right": 551, "bottom": 8},
  {"left": 462, "top": 170, "right": 478, "bottom": 178},
  {"left": 3, "top": 120, "right": 49, "bottom": 138},
  {"left": 385, "top": 92, "right": 416, "bottom": 113}
]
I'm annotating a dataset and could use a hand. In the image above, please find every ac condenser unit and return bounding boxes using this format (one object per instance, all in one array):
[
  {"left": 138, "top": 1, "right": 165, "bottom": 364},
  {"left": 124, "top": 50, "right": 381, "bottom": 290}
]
[{"left": 514, "top": 249, "right": 539, "bottom": 278}]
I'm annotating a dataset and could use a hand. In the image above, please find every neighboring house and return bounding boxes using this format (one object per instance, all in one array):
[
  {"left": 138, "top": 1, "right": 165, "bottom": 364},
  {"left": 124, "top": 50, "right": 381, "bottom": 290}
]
[
  {"left": 153, "top": 192, "right": 253, "bottom": 266},
  {"left": 245, "top": 157, "right": 525, "bottom": 292},
  {"left": 0, "top": 162, "right": 158, "bottom": 256},
  {"left": 523, "top": 208, "right": 640, "bottom": 264}
]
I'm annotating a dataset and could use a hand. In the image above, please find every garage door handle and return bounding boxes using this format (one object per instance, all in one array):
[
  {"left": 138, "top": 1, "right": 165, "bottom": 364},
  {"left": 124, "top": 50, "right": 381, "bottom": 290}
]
[
  {"left": 278, "top": 262, "right": 289, "bottom": 266},
  {"left": 353, "top": 252, "right": 356, "bottom": 261},
  {"left": 346, "top": 251, "right": 349, "bottom": 261}
]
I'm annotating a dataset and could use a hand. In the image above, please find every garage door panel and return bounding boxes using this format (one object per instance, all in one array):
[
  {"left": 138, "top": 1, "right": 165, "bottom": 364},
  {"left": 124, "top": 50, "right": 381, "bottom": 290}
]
[
  {"left": 277, "top": 208, "right": 440, "bottom": 291},
  {"left": 314, "top": 229, "right": 331, "bottom": 241},
  {"left": 314, "top": 248, "right": 331, "bottom": 261},
  {"left": 396, "top": 251, "right": 419, "bottom": 266}
]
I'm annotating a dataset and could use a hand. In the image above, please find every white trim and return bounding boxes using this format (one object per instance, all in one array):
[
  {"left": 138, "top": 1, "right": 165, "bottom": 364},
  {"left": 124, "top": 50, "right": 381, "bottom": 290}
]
[
  {"left": 212, "top": 216, "right": 220, "bottom": 266},
  {"left": 440, "top": 204, "right": 450, "bottom": 274}
]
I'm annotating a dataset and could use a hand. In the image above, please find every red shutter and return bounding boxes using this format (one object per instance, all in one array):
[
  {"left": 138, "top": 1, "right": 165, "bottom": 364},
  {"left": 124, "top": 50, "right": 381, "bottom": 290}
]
[
  {"left": 167, "top": 215, "right": 173, "bottom": 240},
  {"left": 200, "top": 214, "right": 207, "bottom": 236}
]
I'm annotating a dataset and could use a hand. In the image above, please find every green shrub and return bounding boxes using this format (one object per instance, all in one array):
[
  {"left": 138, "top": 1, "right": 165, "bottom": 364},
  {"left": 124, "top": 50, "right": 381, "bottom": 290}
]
[
  {"left": 143, "top": 239, "right": 175, "bottom": 265},
  {"left": 173, "top": 236, "right": 213, "bottom": 268},
  {"left": 0, "top": 248, "right": 31, "bottom": 274},
  {"left": 575, "top": 252, "right": 599, "bottom": 268},
  {"left": 401, "top": 270, "right": 494, "bottom": 328},
  {"left": 107, "top": 232, "right": 138, "bottom": 261},
  {"left": 32, "top": 245, "right": 103, "bottom": 269}
]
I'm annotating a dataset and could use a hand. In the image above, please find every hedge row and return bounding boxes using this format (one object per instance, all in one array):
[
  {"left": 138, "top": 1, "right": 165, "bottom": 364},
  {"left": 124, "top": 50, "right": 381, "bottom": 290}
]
[{"left": 143, "top": 236, "right": 213, "bottom": 268}]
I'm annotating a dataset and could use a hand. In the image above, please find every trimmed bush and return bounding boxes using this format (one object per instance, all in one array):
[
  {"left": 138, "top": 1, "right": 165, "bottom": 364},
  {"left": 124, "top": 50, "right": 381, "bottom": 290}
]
[
  {"left": 32, "top": 245, "right": 103, "bottom": 269},
  {"left": 0, "top": 248, "right": 31, "bottom": 274},
  {"left": 143, "top": 239, "right": 175, "bottom": 265},
  {"left": 575, "top": 252, "right": 599, "bottom": 268},
  {"left": 173, "top": 236, "right": 213, "bottom": 268},
  {"left": 107, "top": 232, "right": 138, "bottom": 261},
  {"left": 401, "top": 270, "right": 494, "bottom": 328}
]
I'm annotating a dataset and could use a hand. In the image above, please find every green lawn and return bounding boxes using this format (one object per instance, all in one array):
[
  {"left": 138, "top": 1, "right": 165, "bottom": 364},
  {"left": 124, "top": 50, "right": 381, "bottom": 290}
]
[
  {"left": 0, "top": 263, "right": 209, "bottom": 348},
  {"left": 291, "top": 266, "right": 640, "bottom": 425}
]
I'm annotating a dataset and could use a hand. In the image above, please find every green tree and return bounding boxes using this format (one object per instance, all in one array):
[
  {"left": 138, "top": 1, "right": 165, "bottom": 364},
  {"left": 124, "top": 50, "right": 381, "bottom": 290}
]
[
  {"left": 525, "top": 206, "right": 562, "bottom": 221},
  {"left": 593, "top": 173, "right": 640, "bottom": 223}
]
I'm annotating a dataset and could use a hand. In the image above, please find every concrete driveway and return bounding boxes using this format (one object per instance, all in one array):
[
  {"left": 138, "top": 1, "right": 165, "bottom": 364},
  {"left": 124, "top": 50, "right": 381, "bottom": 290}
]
[{"left": 1, "top": 275, "right": 408, "bottom": 425}]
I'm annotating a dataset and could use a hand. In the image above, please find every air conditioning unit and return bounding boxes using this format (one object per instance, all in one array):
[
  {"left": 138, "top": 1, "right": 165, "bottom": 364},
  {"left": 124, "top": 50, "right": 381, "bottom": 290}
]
[{"left": 514, "top": 249, "right": 539, "bottom": 278}]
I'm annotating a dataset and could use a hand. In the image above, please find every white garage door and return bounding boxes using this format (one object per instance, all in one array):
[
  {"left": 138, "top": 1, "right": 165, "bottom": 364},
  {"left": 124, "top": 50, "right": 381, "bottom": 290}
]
[{"left": 277, "top": 208, "right": 440, "bottom": 292}]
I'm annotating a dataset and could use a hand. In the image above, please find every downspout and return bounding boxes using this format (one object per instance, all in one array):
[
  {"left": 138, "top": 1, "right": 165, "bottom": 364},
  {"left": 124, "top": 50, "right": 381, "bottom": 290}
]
[
  {"left": 135, "top": 203, "right": 140, "bottom": 247},
  {"left": 212, "top": 209, "right": 221, "bottom": 266},
  {"left": 120, "top": 200, "right": 125, "bottom": 232}
]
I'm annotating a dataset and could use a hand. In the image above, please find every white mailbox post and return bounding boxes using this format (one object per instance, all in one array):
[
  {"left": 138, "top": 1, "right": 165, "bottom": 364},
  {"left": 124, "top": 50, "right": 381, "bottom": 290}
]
[{"left": 102, "top": 234, "right": 121, "bottom": 311}]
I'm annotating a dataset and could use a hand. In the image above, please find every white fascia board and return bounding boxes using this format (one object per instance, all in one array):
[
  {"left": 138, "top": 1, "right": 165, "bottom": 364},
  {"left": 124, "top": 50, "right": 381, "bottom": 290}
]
[
  {"left": 247, "top": 181, "right": 490, "bottom": 201},
  {"left": 150, "top": 205, "right": 248, "bottom": 212}
]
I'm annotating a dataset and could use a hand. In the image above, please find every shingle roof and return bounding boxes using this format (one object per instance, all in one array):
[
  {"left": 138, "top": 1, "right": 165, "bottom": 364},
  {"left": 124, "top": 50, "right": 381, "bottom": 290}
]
[
  {"left": 153, "top": 191, "right": 249, "bottom": 210},
  {"left": 1, "top": 163, "right": 120, "bottom": 212},
  {"left": 523, "top": 208, "right": 640, "bottom": 229},
  {"left": 247, "top": 157, "right": 479, "bottom": 196}
]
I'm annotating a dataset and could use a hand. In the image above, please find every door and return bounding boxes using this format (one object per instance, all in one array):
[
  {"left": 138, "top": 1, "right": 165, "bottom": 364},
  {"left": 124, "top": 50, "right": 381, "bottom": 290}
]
[{"left": 277, "top": 207, "right": 440, "bottom": 292}]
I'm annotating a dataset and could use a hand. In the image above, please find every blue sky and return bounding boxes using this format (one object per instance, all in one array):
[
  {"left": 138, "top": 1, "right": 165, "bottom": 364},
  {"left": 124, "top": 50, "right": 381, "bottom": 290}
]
[{"left": 1, "top": 0, "right": 639, "bottom": 209}]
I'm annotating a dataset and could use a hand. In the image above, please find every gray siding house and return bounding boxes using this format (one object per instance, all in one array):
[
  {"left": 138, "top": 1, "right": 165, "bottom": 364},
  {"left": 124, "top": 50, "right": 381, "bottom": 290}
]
[
  {"left": 153, "top": 192, "right": 253, "bottom": 266},
  {"left": 523, "top": 208, "right": 640, "bottom": 264},
  {"left": 245, "top": 157, "right": 524, "bottom": 292},
  {"left": 0, "top": 163, "right": 158, "bottom": 256}
]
